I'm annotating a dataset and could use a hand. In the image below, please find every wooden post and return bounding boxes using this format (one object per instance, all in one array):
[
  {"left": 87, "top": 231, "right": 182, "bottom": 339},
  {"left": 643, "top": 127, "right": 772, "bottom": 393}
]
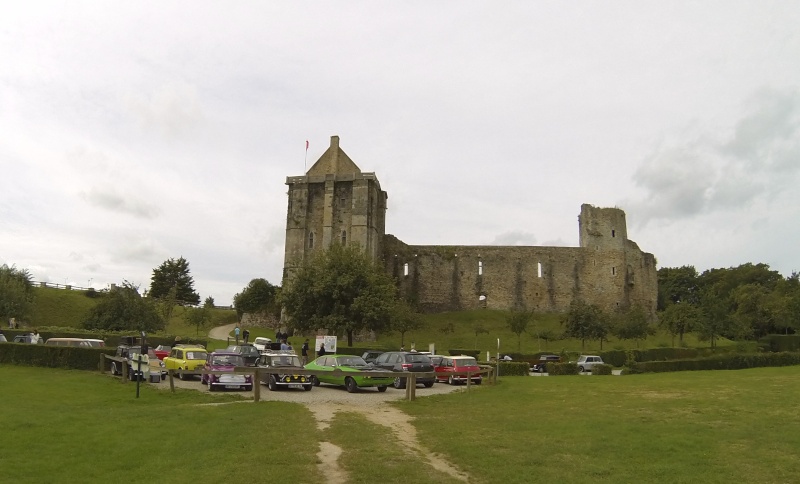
[
  {"left": 121, "top": 360, "right": 128, "bottom": 383},
  {"left": 100, "top": 354, "right": 105, "bottom": 374},
  {"left": 168, "top": 370, "right": 175, "bottom": 393},
  {"left": 466, "top": 371, "right": 471, "bottom": 392},
  {"left": 407, "top": 374, "right": 417, "bottom": 401},
  {"left": 253, "top": 368, "right": 261, "bottom": 403}
]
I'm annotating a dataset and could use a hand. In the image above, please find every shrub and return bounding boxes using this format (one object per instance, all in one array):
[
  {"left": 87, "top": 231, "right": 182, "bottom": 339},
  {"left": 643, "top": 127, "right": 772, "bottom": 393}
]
[
  {"left": 0, "top": 343, "right": 115, "bottom": 371},
  {"left": 497, "top": 361, "right": 529, "bottom": 376},
  {"left": 630, "top": 352, "right": 800, "bottom": 374},
  {"left": 758, "top": 335, "right": 800, "bottom": 353},
  {"left": 592, "top": 363, "right": 613, "bottom": 375},
  {"left": 548, "top": 362, "right": 579, "bottom": 375}
]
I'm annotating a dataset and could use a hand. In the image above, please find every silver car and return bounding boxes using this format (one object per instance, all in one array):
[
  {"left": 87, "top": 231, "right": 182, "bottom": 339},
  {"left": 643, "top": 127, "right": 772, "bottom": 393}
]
[{"left": 576, "top": 355, "right": 604, "bottom": 373}]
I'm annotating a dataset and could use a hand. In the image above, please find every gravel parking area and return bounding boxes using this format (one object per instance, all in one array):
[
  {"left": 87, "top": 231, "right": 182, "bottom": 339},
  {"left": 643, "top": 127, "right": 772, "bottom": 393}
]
[{"left": 152, "top": 375, "right": 470, "bottom": 403}]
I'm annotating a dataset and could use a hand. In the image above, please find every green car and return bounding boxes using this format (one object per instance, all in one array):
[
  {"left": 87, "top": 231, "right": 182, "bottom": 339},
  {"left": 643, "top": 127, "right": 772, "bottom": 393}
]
[{"left": 305, "top": 355, "right": 393, "bottom": 393}]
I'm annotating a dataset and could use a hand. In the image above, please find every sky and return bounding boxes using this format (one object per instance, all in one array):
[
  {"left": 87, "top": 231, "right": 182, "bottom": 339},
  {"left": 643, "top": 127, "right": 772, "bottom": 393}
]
[{"left": 2, "top": 1, "right": 799, "bottom": 306}]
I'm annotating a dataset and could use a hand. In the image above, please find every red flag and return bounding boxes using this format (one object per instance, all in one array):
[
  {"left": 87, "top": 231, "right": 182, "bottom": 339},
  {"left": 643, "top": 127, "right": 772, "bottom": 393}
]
[{"left": 305, "top": 140, "right": 309, "bottom": 151}]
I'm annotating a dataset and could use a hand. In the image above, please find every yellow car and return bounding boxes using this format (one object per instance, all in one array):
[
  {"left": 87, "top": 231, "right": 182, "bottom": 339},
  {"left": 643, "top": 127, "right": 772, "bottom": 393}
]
[{"left": 163, "top": 345, "right": 208, "bottom": 380}]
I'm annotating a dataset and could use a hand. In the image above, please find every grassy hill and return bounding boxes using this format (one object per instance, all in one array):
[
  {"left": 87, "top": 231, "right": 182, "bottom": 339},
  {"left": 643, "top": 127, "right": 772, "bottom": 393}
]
[{"left": 23, "top": 286, "right": 730, "bottom": 354}]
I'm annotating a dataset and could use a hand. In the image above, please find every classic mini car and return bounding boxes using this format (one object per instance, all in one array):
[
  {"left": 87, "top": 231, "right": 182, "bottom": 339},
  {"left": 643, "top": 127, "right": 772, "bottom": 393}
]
[
  {"left": 252, "top": 337, "right": 272, "bottom": 354},
  {"left": 575, "top": 355, "right": 605, "bottom": 373},
  {"left": 305, "top": 355, "right": 393, "bottom": 393},
  {"left": 110, "top": 345, "right": 151, "bottom": 381},
  {"left": 152, "top": 345, "right": 171, "bottom": 360},
  {"left": 531, "top": 354, "right": 561, "bottom": 373},
  {"left": 360, "top": 350, "right": 384, "bottom": 364},
  {"left": 372, "top": 351, "right": 435, "bottom": 389},
  {"left": 201, "top": 351, "right": 252, "bottom": 391},
  {"left": 147, "top": 349, "right": 168, "bottom": 380},
  {"left": 226, "top": 344, "right": 261, "bottom": 366},
  {"left": 434, "top": 356, "right": 482, "bottom": 385},
  {"left": 163, "top": 345, "right": 208, "bottom": 380},
  {"left": 257, "top": 351, "right": 312, "bottom": 391}
]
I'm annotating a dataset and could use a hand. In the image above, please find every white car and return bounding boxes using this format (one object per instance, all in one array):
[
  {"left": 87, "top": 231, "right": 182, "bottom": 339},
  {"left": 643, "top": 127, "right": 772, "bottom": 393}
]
[
  {"left": 253, "top": 337, "right": 272, "bottom": 354},
  {"left": 575, "top": 355, "right": 604, "bottom": 373}
]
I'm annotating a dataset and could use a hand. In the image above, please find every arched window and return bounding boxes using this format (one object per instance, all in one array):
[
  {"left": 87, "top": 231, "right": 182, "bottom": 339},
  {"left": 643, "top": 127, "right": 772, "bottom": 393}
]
[{"left": 403, "top": 262, "right": 409, "bottom": 277}]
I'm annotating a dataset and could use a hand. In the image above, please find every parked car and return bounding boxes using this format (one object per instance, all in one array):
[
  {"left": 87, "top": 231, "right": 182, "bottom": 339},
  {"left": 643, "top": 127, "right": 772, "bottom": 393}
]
[
  {"left": 305, "top": 355, "right": 393, "bottom": 393},
  {"left": 153, "top": 345, "right": 171, "bottom": 360},
  {"left": 252, "top": 337, "right": 272, "bottom": 354},
  {"left": 12, "top": 333, "right": 43, "bottom": 344},
  {"left": 147, "top": 349, "right": 168, "bottom": 380},
  {"left": 434, "top": 356, "right": 482, "bottom": 385},
  {"left": 0, "top": 333, "right": 7, "bottom": 343},
  {"left": 257, "top": 350, "right": 312, "bottom": 391},
  {"left": 201, "top": 351, "right": 252, "bottom": 391},
  {"left": 428, "top": 355, "right": 446, "bottom": 367},
  {"left": 44, "top": 338, "right": 93, "bottom": 347},
  {"left": 110, "top": 344, "right": 151, "bottom": 381},
  {"left": 575, "top": 355, "right": 605, "bottom": 373},
  {"left": 227, "top": 344, "right": 261, "bottom": 366},
  {"left": 360, "top": 350, "right": 384, "bottom": 364},
  {"left": 372, "top": 351, "right": 435, "bottom": 389},
  {"left": 163, "top": 345, "right": 208, "bottom": 380},
  {"left": 84, "top": 339, "right": 105, "bottom": 348},
  {"left": 531, "top": 354, "right": 561, "bottom": 373}
]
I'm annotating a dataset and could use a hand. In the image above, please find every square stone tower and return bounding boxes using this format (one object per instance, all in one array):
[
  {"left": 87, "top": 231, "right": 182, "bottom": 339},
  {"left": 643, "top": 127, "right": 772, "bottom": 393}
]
[{"left": 283, "top": 136, "right": 388, "bottom": 282}]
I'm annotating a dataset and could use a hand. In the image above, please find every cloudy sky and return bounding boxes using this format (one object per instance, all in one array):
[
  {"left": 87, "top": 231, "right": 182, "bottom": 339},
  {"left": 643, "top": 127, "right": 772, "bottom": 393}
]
[{"left": 2, "top": 1, "right": 799, "bottom": 305}]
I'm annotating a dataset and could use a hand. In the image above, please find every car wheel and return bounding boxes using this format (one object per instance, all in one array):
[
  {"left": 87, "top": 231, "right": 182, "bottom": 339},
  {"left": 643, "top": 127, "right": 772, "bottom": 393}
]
[
  {"left": 110, "top": 362, "right": 118, "bottom": 376},
  {"left": 311, "top": 376, "right": 320, "bottom": 387},
  {"left": 179, "top": 369, "right": 186, "bottom": 380},
  {"left": 423, "top": 381, "right": 434, "bottom": 388},
  {"left": 448, "top": 375, "right": 455, "bottom": 385},
  {"left": 377, "top": 386, "right": 387, "bottom": 393},
  {"left": 345, "top": 377, "right": 358, "bottom": 393},
  {"left": 267, "top": 375, "right": 278, "bottom": 391},
  {"left": 303, "top": 384, "right": 312, "bottom": 392},
  {"left": 579, "top": 366, "right": 585, "bottom": 373},
  {"left": 393, "top": 377, "right": 405, "bottom": 389}
]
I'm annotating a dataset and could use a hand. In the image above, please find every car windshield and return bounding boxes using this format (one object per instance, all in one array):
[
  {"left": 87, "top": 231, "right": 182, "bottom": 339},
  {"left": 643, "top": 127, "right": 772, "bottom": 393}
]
[
  {"left": 337, "top": 356, "right": 368, "bottom": 367},
  {"left": 270, "top": 356, "right": 301, "bottom": 366},
  {"left": 186, "top": 351, "right": 207, "bottom": 360},
  {"left": 240, "top": 346, "right": 259, "bottom": 356},
  {"left": 455, "top": 358, "right": 477, "bottom": 366},
  {"left": 211, "top": 355, "right": 244, "bottom": 366}
]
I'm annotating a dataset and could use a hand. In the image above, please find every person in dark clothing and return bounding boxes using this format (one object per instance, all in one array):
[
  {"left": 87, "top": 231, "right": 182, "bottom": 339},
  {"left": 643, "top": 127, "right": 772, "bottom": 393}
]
[
  {"left": 317, "top": 343, "right": 326, "bottom": 358},
  {"left": 301, "top": 339, "right": 310, "bottom": 365}
]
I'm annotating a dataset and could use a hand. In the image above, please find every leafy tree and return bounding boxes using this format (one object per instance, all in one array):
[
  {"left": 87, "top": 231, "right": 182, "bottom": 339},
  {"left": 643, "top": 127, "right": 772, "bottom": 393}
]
[
  {"left": 659, "top": 302, "right": 701, "bottom": 346},
  {"left": 233, "top": 278, "right": 280, "bottom": 322},
  {"left": 83, "top": 281, "right": 164, "bottom": 332},
  {"left": 506, "top": 311, "right": 534, "bottom": 351},
  {"left": 731, "top": 283, "right": 772, "bottom": 338},
  {"left": 158, "top": 285, "right": 178, "bottom": 322},
  {"left": 149, "top": 257, "right": 200, "bottom": 305},
  {"left": 657, "top": 266, "right": 700, "bottom": 310},
  {"left": 536, "top": 329, "right": 557, "bottom": 350},
  {"left": 184, "top": 306, "right": 211, "bottom": 335},
  {"left": 562, "top": 299, "right": 610, "bottom": 350},
  {"left": 281, "top": 244, "right": 397, "bottom": 346},
  {"left": 612, "top": 305, "right": 654, "bottom": 348},
  {"left": 391, "top": 300, "right": 422, "bottom": 347},
  {"left": 473, "top": 324, "right": 489, "bottom": 348},
  {"left": 0, "top": 264, "right": 35, "bottom": 324},
  {"left": 696, "top": 283, "right": 749, "bottom": 347}
]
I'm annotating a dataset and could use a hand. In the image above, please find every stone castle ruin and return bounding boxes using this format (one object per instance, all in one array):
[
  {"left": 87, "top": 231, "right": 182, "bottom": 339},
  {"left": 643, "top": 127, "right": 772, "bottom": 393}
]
[{"left": 284, "top": 136, "right": 658, "bottom": 317}]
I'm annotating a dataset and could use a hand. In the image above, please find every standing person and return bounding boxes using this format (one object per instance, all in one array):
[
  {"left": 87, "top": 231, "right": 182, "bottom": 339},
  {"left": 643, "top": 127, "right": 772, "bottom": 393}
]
[
  {"left": 318, "top": 343, "right": 326, "bottom": 358},
  {"left": 280, "top": 339, "right": 289, "bottom": 350},
  {"left": 30, "top": 330, "right": 41, "bottom": 344},
  {"left": 301, "top": 339, "right": 310, "bottom": 365}
]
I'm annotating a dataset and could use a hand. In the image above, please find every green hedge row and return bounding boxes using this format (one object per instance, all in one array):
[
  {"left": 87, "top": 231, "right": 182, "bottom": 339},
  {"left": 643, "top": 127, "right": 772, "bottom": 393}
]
[
  {"left": 758, "top": 335, "right": 800, "bottom": 353},
  {"left": 592, "top": 363, "right": 613, "bottom": 375},
  {"left": 0, "top": 329, "right": 206, "bottom": 349},
  {"left": 496, "top": 361, "right": 529, "bottom": 376},
  {"left": 548, "top": 362, "right": 580, "bottom": 375},
  {"left": 627, "top": 352, "right": 800, "bottom": 374},
  {"left": 0, "top": 343, "right": 115, "bottom": 371}
]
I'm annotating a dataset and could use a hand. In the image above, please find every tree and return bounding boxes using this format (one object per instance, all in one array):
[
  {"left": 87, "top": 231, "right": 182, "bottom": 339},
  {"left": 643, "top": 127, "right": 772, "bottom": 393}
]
[
  {"left": 204, "top": 296, "right": 215, "bottom": 308},
  {"left": 184, "top": 306, "right": 211, "bottom": 335},
  {"left": 0, "top": 264, "right": 35, "bottom": 324},
  {"left": 391, "top": 300, "right": 422, "bottom": 347},
  {"left": 536, "top": 329, "right": 557, "bottom": 350},
  {"left": 657, "top": 266, "right": 700, "bottom": 310},
  {"left": 233, "top": 278, "right": 280, "bottom": 322},
  {"left": 83, "top": 281, "right": 164, "bottom": 332},
  {"left": 506, "top": 311, "right": 534, "bottom": 351},
  {"left": 561, "top": 299, "right": 610, "bottom": 350},
  {"left": 659, "top": 302, "right": 701, "bottom": 346},
  {"left": 612, "top": 305, "right": 654, "bottom": 348},
  {"left": 281, "top": 244, "right": 398, "bottom": 346},
  {"left": 149, "top": 257, "right": 200, "bottom": 305}
]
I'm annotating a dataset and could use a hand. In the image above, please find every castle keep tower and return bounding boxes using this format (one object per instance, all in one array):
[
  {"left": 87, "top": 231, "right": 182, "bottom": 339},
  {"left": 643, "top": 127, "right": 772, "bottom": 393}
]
[{"left": 283, "top": 136, "right": 387, "bottom": 281}]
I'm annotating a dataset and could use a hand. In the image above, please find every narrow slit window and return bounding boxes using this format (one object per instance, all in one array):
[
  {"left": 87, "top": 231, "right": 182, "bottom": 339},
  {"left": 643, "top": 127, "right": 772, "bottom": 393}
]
[
  {"left": 341, "top": 230, "right": 347, "bottom": 245},
  {"left": 612, "top": 229, "right": 616, "bottom": 237},
  {"left": 308, "top": 232, "right": 314, "bottom": 249},
  {"left": 403, "top": 262, "right": 409, "bottom": 276},
  {"left": 478, "top": 260, "right": 483, "bottom": 276},
  {"left": 537, "top": 262, "right": 542, "bottom": 278},
  {"left": 612, "top": 266, "right": 616, "bottom": 276}
]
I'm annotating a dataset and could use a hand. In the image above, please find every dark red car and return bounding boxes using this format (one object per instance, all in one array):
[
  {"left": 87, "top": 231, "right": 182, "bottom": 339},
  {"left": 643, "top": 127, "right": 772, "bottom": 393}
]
[
  {"left": 434, "top": 356, "right": 482, "bottom": 385},
  {"left": 153, "top": 345, "right": 171, "bottom": 360}
]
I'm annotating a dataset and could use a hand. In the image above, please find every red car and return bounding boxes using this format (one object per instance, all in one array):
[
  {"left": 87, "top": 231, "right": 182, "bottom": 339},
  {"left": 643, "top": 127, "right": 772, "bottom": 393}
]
[
  {"left": 200, "top": 351, "right": 253, "bottom": 391},
  {"left": 153, "top": 345, "right": 172, "bottom": 361},
  {"left": 434, "top": 356, "right": 482, "bottom": 385}
]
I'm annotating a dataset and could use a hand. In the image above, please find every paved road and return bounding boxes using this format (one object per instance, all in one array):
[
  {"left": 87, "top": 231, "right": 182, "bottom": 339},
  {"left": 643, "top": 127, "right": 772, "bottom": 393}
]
[{"left": 207, "top": 322, "right": 237, "bottom": 341}]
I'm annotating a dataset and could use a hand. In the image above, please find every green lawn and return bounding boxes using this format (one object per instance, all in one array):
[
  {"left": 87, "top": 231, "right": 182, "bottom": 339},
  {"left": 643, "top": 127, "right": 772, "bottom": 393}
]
[{"left": 4, "top": 364, "right": 799, "bottom": 483}]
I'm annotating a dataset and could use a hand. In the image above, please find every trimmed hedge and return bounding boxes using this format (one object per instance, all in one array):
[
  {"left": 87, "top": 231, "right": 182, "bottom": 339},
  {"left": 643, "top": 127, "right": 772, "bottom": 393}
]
[
  {"left": 592, "top": 363, "right": 613, "bottom": 375},
  {"left": 0, "top": 343, "right": 115, "bottom": 371},
  {"left": 496, "top": 361, "right": 529, "bottom": 376},
  {"left": 758, "top": 335, "right": 800, "bottom": 353},
  {"left": 0, "top": 329, "right": 207, "bottom": 349},
  {"left": 548, "top": 362, "right": 580, "bottom": 375},
  {"left": 627, "top": 352, "right": 800, "bottom": 374}
]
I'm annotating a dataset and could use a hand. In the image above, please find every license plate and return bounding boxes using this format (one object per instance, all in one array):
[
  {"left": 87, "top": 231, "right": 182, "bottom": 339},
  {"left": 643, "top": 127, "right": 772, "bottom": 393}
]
[{"left": 224, "top": 385, "right": 240, "bottom": 389}]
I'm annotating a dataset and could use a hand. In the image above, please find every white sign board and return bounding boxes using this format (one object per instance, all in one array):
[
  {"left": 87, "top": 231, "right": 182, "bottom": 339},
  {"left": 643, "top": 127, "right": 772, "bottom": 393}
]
[{"left": 315, "top": 335, "right": 337, "bottom": 354}]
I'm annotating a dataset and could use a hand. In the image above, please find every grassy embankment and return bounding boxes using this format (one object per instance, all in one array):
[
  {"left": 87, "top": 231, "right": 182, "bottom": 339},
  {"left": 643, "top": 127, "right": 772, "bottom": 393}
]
[
  {"left": 3, "top": 365, "right": 799, "bottom": 483},
  {"left": 26, "top": 285, "right": 732, "bottom": 355}
]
